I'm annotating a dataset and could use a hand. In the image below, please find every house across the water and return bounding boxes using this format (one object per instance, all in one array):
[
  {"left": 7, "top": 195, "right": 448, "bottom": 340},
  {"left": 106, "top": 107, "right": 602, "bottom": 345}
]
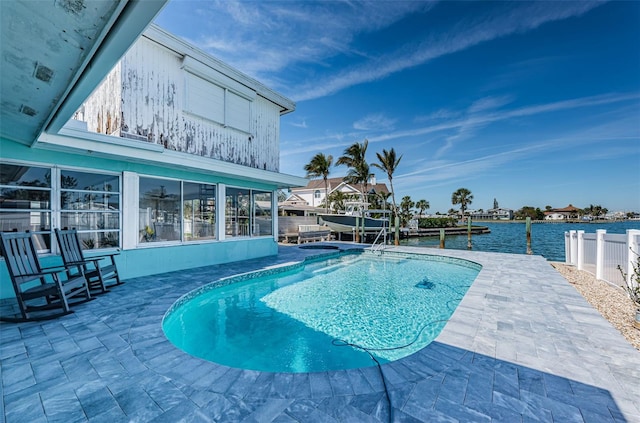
[
  {"left": 282, "top": 175, "right": 390, "bottom": 216},
  {"left": 544, "top": 204, "right": 581, "bottom": 220},
  {"left": 0, "top": 3, "right": 306, "bottom": 300}
]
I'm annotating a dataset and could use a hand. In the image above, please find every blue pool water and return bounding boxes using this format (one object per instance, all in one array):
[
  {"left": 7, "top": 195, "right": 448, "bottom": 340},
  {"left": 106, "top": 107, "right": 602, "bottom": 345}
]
[{"left": 163, "top": 251, "right": 481, "bottom": 373}]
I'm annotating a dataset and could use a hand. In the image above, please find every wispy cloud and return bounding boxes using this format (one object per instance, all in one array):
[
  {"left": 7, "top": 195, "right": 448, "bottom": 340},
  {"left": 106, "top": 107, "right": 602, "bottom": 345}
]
[
  {"left": 289, "top": 119, "right": 308, "bottom": 129},
  {"left": 352, "top": 113, "right": 396, "bottom": 131},
  {"left": 182, "top": 1, "right": 434, "bottom": 80},
  {"left": 281, "top": 91, "right": 640, "bottom": 160},
  {"left": 436, "top": 95, "right": 515, "bottom": 157},
  {"left": 292, "top": 1, "right": 604, "bottom": 101},
  {"left": 394, "top": 111, "right": 639, "bottom": 191}
]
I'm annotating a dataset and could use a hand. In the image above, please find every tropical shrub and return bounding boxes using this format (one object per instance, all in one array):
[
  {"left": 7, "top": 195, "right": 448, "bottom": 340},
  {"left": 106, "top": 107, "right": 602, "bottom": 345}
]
[{"left": 417, "top": 217, "right": 457, "bottom": 228}]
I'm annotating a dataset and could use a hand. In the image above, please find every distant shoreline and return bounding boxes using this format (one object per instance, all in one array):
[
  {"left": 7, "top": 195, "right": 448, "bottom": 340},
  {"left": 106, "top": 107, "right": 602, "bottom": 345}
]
[{"left": 468, "top": 219, "right": 635, "bottom": 224}]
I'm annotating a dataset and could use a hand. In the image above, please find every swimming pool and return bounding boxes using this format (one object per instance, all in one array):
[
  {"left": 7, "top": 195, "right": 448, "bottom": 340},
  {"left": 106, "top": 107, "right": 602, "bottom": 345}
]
[{"left": 163, "top": 251, "right": 481, "bottom": 373}]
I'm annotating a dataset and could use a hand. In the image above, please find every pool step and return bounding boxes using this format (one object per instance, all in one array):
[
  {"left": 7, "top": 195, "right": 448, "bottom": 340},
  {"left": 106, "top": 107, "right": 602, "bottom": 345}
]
[{"left": 311, "top": 257, "right": 361, "bottom": 274}]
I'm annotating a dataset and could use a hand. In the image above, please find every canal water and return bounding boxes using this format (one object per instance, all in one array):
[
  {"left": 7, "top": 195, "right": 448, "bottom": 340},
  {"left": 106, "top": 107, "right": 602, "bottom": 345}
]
[{"left": 400, "top": 221, "right": 640, "bottom": 262}]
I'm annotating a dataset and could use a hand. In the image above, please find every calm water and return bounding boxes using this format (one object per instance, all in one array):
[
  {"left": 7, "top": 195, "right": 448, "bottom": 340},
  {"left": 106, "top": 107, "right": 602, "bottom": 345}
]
[
  {"left": 163, "top": 252, "right": 480, "bottom": 372},
  {"left": 400, "top": 220, "right": 640, "bottom": 262}
]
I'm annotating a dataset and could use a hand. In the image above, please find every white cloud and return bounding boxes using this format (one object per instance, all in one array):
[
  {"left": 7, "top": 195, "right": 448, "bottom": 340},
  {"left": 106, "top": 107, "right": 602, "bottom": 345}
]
[
  {"left": 289, "top": 119, "right": 308, "bottom": 129},
  {"left": 181, "top": 1, "right": 433, "bottom": 78},
  {"left": 292, "top": 1, "right": 604, "bottom": 101},
  {"left": 353, "top": 113, "right": 396, "bottom": 131}
]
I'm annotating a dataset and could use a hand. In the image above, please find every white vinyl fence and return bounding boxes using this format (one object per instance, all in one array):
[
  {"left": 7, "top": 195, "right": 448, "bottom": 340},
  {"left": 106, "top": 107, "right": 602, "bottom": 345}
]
[{"left": 565, "top": 229, "right": 640, "bottom": 288}]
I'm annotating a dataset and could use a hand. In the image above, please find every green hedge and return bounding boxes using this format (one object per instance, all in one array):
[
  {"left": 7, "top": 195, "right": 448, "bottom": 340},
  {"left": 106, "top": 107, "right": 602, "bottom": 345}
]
[{"left": 417, "top": 217, "right": 458, "bottom": 228}]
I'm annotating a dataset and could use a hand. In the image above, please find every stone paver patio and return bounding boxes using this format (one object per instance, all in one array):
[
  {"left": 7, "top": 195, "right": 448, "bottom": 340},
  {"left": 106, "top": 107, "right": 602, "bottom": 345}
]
[{"left": 1, "top": 244, "right": 639, "bottom": 422}]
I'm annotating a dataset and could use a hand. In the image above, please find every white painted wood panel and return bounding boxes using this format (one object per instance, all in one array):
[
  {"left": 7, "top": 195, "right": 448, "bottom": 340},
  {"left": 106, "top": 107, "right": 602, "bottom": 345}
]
[
  {"left": 77, "top": 35, "right": 283, "bottom": 171},
  {"left": 226, "top": 91, "right": 250, "bottom": 133},
  {"left": 185, "top": 73, "right": 224, "bottom": 124}
]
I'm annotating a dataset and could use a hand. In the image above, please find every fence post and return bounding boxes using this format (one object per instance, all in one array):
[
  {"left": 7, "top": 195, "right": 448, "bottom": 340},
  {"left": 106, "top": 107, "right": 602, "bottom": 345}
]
[
  {"left": 569, "top": 230, "right": 577, "bottom": 265},
  {"left": 627, "top": 229, "right": 640, "bottom": 288},
  {"left": 565, "top": 231, "right": 572, "bottom": 264},
  {"left": 595, "top": 229, "right": 606, "bottom": 280},
  {"left": 577, "top": 230, "right": 584, "bottom": 270}
]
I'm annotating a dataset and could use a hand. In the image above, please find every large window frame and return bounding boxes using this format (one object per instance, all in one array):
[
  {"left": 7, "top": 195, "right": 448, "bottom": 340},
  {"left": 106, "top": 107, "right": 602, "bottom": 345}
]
[
  {"left": 225, "top": 186, "right": 273, "bottom": 239},
  {"left": 138, "top": 176, "right": 218, "bottom": 246},
  {"left": 60, "top": 168, "right": 121, "bottom": 250},
  {"left": 0, "top": 163, "right": 53, "bottom": 253},
  {"left": 0, "top": 161, "right": 122, "bottom": 254}
]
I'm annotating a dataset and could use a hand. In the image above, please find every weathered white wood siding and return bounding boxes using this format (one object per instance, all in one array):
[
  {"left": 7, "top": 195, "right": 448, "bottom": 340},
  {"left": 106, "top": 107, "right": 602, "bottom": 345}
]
[
  {"left": 76, "top": 62, "right": 122, "bottom": 136},
  {"left": 77, "top": 36, "right": 282, "bottom": 171}
]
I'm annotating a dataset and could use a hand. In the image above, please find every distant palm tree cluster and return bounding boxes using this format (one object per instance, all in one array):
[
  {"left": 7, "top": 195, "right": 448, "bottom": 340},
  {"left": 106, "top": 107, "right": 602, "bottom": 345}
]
[
  {"left": 303, "top": 144, "right": 626, "bottom": 225},
  {"left": 303, "top": 141, "right": 477, "bottom": 239}
]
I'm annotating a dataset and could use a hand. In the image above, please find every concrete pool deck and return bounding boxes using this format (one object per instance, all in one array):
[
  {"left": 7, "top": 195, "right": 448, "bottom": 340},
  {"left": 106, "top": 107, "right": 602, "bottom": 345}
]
[{"left": 1, "top": 244, "right": 639, "bottom": 422}]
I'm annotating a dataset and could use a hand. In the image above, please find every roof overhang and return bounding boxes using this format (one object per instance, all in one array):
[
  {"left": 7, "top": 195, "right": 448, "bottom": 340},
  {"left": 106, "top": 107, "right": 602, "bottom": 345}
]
[{"left": 0, "top": 0, "right": 167, "bottom": 145}]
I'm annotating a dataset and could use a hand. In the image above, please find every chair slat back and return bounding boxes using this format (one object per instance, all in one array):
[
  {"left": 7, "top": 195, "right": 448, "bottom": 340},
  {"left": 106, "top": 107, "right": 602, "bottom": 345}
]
[
  {"left": 0, "top": 232, "right": 42, "bottom": 280},
  {"left": 55, "top": 229, "right": 85, "bottom": 264}
]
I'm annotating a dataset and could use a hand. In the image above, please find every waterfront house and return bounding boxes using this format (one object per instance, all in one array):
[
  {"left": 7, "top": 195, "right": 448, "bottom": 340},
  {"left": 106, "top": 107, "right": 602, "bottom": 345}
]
[
  {"left": 286, "top": 175, "right": 389, "bottom": 211},
  {"left": 470, "top": 208, "right": 514, "bottom": 220},
  {"left": 0, "top": 2, "right": 306, "bottom": 300},
  {"left": 544, "top": 204, "right": 580, "bottom": 220}
]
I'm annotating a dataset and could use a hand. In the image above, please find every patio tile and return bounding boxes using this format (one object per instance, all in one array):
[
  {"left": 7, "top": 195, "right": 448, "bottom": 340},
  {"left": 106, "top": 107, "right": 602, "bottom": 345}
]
[
  {"left": 308, "top": 372, "right": 333, "bottom": 399},
  {"left": 1, "top": 245, "right": 639, "bottom": 422},
  {"left": 40, "top": 387, "right": 85, "bottom": 423},
  {"left": 240, "top": 398, "right": 293, "bottom": 423},
  {"left": 4, "top": 392, "right": 47, "bottom": 423},
  {"left": 113, "top": 385, "right": 163, "bottom": 421},
  {"left": 2, "top": 361, "right": 35, "bottom": 395},
  {"left": 76, "top": 385, "right": 120, "bottom": 419},
  {"left": 327, "top": 370, "right": 354, "bottom": 396}
]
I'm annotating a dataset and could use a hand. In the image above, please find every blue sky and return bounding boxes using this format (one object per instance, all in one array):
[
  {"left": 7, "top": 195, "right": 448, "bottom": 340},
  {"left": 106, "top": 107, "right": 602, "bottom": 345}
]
[{"left": 155, "top": 1, "right": 640, "bottom": 214}]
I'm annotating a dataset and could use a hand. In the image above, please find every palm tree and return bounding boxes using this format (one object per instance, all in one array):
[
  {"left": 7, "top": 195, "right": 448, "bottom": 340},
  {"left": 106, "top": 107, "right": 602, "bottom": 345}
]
[
  {"left": 337, "top": 140, "right": 371, "bottom": 199},
  {"left": 400, "top": 195, "right": 415, "bottom": 226},
  {"left": 326, "top": 190, "right": 347, "bottom": 213},
  {"left": 415, "top": 199, "right": 430, "bottom": 218},
  {"left": 304, "top": 153, "right": 333, "bottom": 213},
  {"left": 372, "top": 148, "right": 402, "bottom": 245},
  {"left": 451, "top": 187, "right": 473, "bottom": 219}
]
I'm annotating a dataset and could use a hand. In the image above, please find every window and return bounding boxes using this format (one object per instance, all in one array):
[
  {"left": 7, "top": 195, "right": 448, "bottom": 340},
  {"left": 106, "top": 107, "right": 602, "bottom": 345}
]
[
  {"left": 184, "top": 73, "right": 225, "bottom": 124},
  {"left": 0, "top": 164, "right": 52, "bottom": 251},
  {"left": 183, "top": 182, "right": 216, "bottom": 241},
  {"left": 252, "top": 191, "right": 272, "bottom": 236},
  {"left": 139, "top": 177, "right": 181, "bottom": 243},
  {"left": 314, "top": 190, "right": 321, "bottom": 199},
  {"left": 184, "top": 69, "right": 252, "bottom": 133},
  {"left": 225, "top": 187, "right": 251, "bottom": 237},
  {"left": 225, "top": 91, "right": 251, "bottom": 133},
  {"left": 60, "top": 170, "right": 120, "bottom": 249},
  {"left": 225, "top": 187, "right": 273, "bottom": 238}
]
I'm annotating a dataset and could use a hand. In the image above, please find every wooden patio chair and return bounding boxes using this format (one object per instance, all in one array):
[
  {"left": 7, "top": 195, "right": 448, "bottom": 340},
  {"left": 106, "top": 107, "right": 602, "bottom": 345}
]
[
  {"left": 54, "top": 228, "right": 123, "bottom": 295},
  {"left": 0, "top": 231, "right": 92, "bottom": 322}
]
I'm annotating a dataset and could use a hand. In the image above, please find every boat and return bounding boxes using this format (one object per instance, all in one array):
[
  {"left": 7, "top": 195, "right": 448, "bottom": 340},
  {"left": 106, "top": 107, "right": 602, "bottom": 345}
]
[{"left": 318, "top": 202, "right": 389, "bottom": 233}]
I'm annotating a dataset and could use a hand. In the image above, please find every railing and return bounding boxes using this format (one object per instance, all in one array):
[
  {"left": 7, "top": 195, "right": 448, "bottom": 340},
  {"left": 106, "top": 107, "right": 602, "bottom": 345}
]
[
  {"left": 565, "top": 229, "right": 640, "bottom": 288},
  {"left": 371, "top": 227, "right": 387, "bottom": 252}
]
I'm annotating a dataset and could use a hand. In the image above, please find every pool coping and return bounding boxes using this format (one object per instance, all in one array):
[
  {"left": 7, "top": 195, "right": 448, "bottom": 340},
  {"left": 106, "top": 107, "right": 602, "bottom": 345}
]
[{"left": 1, "top": 244, "right": 639, "bottom": 422}]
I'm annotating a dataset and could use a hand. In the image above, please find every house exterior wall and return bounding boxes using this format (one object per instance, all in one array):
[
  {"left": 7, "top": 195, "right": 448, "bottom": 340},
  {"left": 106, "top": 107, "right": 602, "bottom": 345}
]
[
  {"left": 0, "top": 138, "right": 280, "bottom": 300},
  {"left": 78, "top": 34, "right": 282, "bottom": 171},
  {"left": 0, "top": 25, "right": 303, "bottom": 301}
]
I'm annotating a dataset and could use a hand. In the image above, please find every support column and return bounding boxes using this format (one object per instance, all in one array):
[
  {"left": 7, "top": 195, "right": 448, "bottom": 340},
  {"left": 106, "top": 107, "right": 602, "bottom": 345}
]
[
  {"left": 627, "top": 229, "right": 640, "bottom": 288},
  {"left": 569, "top": 230, "right": 577, "bottom": 265},
  {"left": 217, "top": 184, "right": 226, "bottom": 241},
  {"left": 595, "top": 229, "right": 606, "bottom": 280},
  {"left": 577, "top": 230, "right": 584, "bottom": 270}
]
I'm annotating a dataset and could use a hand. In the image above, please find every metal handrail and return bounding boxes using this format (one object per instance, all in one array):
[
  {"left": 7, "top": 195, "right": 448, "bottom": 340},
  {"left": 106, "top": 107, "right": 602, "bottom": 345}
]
[{"left": 371, "top": 227, "right": 386, "bottom": 252}]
